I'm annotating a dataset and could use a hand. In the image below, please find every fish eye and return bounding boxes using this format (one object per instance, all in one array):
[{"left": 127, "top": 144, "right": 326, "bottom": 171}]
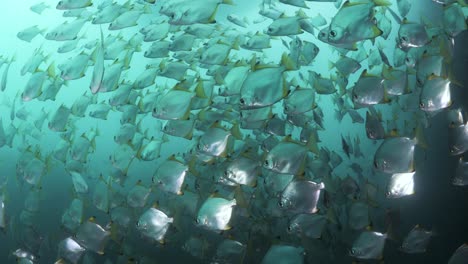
[
  {"left": 419, "top": 102, "right": 425, "bottom": 108},
  {"left": 196, "top": 218, "right": 200, "bottom": 224},
  {"left": 374, "top": 160, "right": 378, "bottom": 168},
  {"left": 287, "top": 226, "right": 292, "bottom": 232},
  {"left": 278, "top": 201, "right": 284, "bottom": 207},
  {"left": 319, "top": 32, "right": 326, "bottom": 37},
  {"left": 330, "top": 30, "right": 337, "bottom": 37},
  {"left": 401, "top": 36, "right": 408, "bottom": 42},
  {"left": 264, "top": 160, "right": 269, "bottom": 166},
  {"left": 240, "top": 98, "right": 245, "bottom": 105}
]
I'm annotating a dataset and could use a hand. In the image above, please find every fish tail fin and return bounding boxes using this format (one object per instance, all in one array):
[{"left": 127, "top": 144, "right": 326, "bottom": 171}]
[
  {"left": 296, "top": 9, "right": 308, "bottom": 19},
  {"left": 230, "top": 121, "right": 243, "bottom": 140},
  {"left": 328, "top": 60, "right": 335, "bottom": 70},
  {"left": 222, "top": 0, "right": 234, "bottom": 5},
  {"left": 280, "top": 52, "right": 297, "bottom": 71},
  {"left": 372, "top": 25, "right": 383, "bottom": 37},
  {"left": 373, "top": 0, "right": 391, "bottom": 6},
  {"left": 384, "top": 208, "right": 401, "bottom": 242},
  {"left": 414, "top": 123, "right": 428, "bottom": 149},
  {"left": 457, "top": 0, "right": 468, "bottom": 7},
  {"left": 306, "top": 132, "right": 320, "bottom": 156},
  {"left": 47, "top": 62, "right": 55, "bottom": 78}
]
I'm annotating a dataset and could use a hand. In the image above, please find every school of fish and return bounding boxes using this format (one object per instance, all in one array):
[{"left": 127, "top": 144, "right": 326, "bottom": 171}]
[{"left": 0, "top": 0, "right": 467, "bottom": 263}]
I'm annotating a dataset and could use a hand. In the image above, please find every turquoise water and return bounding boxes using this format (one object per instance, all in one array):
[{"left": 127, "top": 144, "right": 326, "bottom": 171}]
[{"left": 0, "top": 0, "right": 467, "bottom": 263}]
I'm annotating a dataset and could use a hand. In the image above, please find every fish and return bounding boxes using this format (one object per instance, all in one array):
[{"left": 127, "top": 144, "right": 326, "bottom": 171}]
[
  {"left": 166, "top": 0, "right": 233, "bottom": 25},
  {"left": 0, "top": 55, "right": 15, "bottom": 92},
  {"left": 400, "top": 225, "right": 433, "bottom": 253},
  {"left": 75, "top": 218, "right": 111, "bottom": 254},
  {"left": 351, "top": 230, "right": 387, "bottom": 259},
  {"left": 264, "top": 135, "right": 319, "bottom": 175},
  {"left": 239, "top": 54, "right": 294, "bottom": 109},
  {"left": 127, "top": 181, "right": 151, "bottom": 208},
  {"left": 57, "top": 237, "right": 86, "bottom": 264},
  {"left": 365, "top": 108, "right": 386, "bottom": 140},
  {"left": 0, "top": 193, "right": 5, "bottom": 230},
  {"left": 109, "top": 6, "right": 152, "bottom": 30},
  {"left": 261, "top": 245, "right": 304, "bottom": 264},
  {"left": 213, "top": 239, "right": 246, "bottom": 264},
  {"left": 447, "top": 108, "right": 466, "bottom": 128},
  {"left": 197, "top": 123, "right": 241, "bottom": 158},
  {"left": 396, "top": 0, "right": 411, "bottom": 17},
  {"left": 288, "top": 213, "right": 327, "bottom": 238},
  {"left": 92, "top": 3, "right": 124, "bottom": 24},
  {"left": 163, "top": 115, "right": 195, "bottom": 139},
  {"left": 386, "top": 171, "right": 415, "bottom": 198},
  {"left": 279, "top": 180, "right": 325, "bottom": 214},
  {"left": 56, "top": 0, "right": 92, "bottom": 10},
  {"left": 30, "top": 2, "right": 50, "bottom": 14},
  {"left": 453, "top": 157, "right": 468, "bottom": 186},
  {"left": 398, "top": 20, "right": 430, "bottom": 49},
  {"left": 17, "top": 25, "right": 44, "bottom": 42},
  {"left": 448, "top": 124, "right": 468, "bottom": 156},
  {"left": 48, "top": 104, "right": 71, "bottom": 132},
  {"left": 443, "top": 3, "right": 467, "bottom": 37},
  {"left": 349, "top": 202, "right": 370, "bottom": 230},
  {"left": 92, "top": 176, "right": 111, "bottom": 213},
  {"left": 284, "top": 87, "right": 316, "bottom": 115},
  {"left": 329, "top": 55, "right": 361, "bottom": 77},
  {"left": 70, "top": 172, "right": 88, "bottom": 194},
  {"left": 318, "top": 0, "right": 389, "bottom": 49},
  {"left": 200, "top": 40, "right": 238, "bottom": 66},
  {"left": 265, "top": 10, "right": 308, "bottom": 36},
  {"left": 383, "top": 66, "right": 409, "bottom": 95},
  {"left": 221, "top": 156, "right": 259, "bottom": 187},
  {"left": 374, "top": 137, "right": 417, "bottom": 174},
  {"left": 197, "top": 197, "right": 236, "bottom": 231},
  {"left": 59, "top": 52, "right": 89, "bottom": 80},
  {"left": 448, "top": 244, "right": 468, "bottom": 264},
  {"left": 309, "top": 71, "right": 336, "bottom": 95},
  {"left": 419, "top": 76, "right": 451, "bottom": 113},
  {"left": 352, "top": 70, "right": 386, "bottom": 107},
  {"left": 45, "top": 18, "right": 88, "bottom": 41},
  {"left": 341, "top": 135, "right": 351, "bottom": 158},
  {"left": 61, "top": 198, "right": 84, "bottom": 230},
  {"left": 152, "top": 156, "right": 187, "bottom": 195},
  {"left": 169, "top": 33, "right": 196, "bottom": 52},
  {"left": 90, "top": 26, "right": 105, "bottom": 94},
  {"left": 137, "top": 207, "right": 173, "bottom": 243},
  {"left": 227, "top": 14, "right": 249, "bottom": 28}
]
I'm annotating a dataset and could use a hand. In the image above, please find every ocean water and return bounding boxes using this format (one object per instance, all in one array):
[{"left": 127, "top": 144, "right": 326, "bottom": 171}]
[{"left": 0, "top": 0, "right": 467, "bottom": 263}]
